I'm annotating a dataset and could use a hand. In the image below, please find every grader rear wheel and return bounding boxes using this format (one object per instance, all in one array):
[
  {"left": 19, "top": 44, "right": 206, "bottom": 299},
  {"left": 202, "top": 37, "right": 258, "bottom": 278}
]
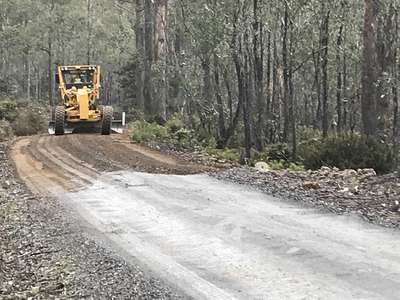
[
  {"left": 55, "top": 106, "right": 65, "bottom": 136},
  {"left": 101, "top": 106, "right": 113, "bottom": 135}
]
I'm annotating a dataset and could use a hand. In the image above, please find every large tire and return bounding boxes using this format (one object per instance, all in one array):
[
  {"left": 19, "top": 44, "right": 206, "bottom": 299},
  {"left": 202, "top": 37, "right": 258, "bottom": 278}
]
[
  {"left": 55, "top": 106, "right": 65, "bottom": 136},
  {"left": 101, "top": 106, "right": 113, "bottom": 135}
]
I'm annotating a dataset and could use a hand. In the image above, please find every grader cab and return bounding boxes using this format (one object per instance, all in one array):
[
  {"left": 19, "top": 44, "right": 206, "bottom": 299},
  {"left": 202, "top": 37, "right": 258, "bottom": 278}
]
[{"left": 49, "top": 65, "right": 118, "bottom": 135}]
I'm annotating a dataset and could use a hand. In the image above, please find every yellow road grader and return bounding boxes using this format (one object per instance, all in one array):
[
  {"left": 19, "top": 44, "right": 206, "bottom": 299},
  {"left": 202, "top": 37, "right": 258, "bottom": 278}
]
[{"left": 49, "top": 65, "right": 121, "bottom": 135}]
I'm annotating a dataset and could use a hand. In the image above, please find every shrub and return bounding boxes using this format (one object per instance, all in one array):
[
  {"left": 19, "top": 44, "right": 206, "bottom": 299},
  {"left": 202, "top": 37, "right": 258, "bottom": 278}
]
[
  {"left": 297, "top": 126, "right": 322, "bottom": 142},
  {"left": 171, "top": 128, "right": 199, "bottom": 149},
  {"left": 0, "top": 99, "right": 17, "bottom": 122},
  {"left": 268, "top": 160, "right": 286, "bottom": 170},
  {"left": 251, "top": 143, "right": 290, "bottom": 164},
  {"left": 261, "top": 160, "right": 304, "bottom": 171},
  {"left": 129, "top": 120, "right": 168, "bottom": 143},
  {"left": 0, "top": 119, "right": 14, "bottom": 141},
  {"left": 265, "top": 144, "right": 290, "bottom": 161},
  {"left": 206, "top": 148, "right": 240, "bottom": 162},
  {"left": 12, "top": 106, "right": 47, "bottom": 136},
  {"left": 288, "top": 162, "right": 305, "bottom": 172},
  {"left": 124, "top": 109, "right": 144, "bottom": 123},
  {"left": 298, "top": 135, "right": 394, "bottom": 174},
  {"left": 202, "top": 136, "right": 217, "bottom": 149},
  {"left": 165, "top": 113, "right": 185, "bottom": 134}
]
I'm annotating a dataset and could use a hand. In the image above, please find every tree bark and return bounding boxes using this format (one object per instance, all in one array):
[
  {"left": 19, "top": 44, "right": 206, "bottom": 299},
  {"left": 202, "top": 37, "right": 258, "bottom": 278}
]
[
  {"left": 214, "top": 55, "right": 226, "bottom": 146},
  {"left": 289, "top": 23, "right": 296, "bottom": 158},
  {"left": 282, "top": 4, "right": 289, "bottom": 142},
  {"left": 154, "top": 0, "right": 168, "bottom": 121},
  {"left": 143, "top": 0, "right": 154, "bottom": 120},
  {"left": 361, "top": 0, "right": 379, "bottom": 136},
  {"left": 336, "top": 24, "right": 344, "bottom": 133},
  {"left": 321, "top": 8, "right": 330, "bottom": 137},
  {"left": 243, "top": 47, "right": 252, "bottom": 162},
  {"left": 135, "top": 0, "right": 145, "bottom": 110},
  {"left": 342, "top": 43, "right": 348, "bottom": 131},
  {"left": 253, "top": 0, "right": 264, "bottom": 151},
  {"left": 87, "top": 0, "right": 92, "bottom": 64}
]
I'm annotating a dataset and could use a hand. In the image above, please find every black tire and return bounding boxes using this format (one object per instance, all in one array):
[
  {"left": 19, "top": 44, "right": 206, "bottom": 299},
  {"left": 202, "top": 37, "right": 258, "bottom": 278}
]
[
  {"left": 101, "top": 106, "right": 113, "bottom": 135},
  {"left": 54, "top": 106, "right": 65, "bottom": 136}
]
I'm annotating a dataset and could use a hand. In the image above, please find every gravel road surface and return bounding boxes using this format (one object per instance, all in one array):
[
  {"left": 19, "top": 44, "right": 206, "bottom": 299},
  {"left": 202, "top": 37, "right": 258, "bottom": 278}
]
[{"left": 11, "top": 134, "right": 400, "bottom": 300}]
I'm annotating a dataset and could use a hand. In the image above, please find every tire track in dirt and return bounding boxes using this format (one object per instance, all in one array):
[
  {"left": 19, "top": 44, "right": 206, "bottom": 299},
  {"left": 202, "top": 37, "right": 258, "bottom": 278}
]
[
  {"left": 13, "top": 138, "right": 72, "bottom": 194},
  {"left": 11, "top": 134, "right": 206, "bottom": 195}
]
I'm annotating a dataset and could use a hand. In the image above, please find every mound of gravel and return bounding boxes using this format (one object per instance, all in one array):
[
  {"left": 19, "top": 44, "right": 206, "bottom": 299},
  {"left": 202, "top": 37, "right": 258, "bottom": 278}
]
[{"left": 0, "top": 143, "right": 186, "bottom": 299}]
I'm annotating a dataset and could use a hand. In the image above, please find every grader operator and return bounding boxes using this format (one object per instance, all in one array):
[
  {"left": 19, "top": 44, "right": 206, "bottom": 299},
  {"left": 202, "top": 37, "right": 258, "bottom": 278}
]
[{"left": 49, "top": 65, "right": 115, "bottom": 135}]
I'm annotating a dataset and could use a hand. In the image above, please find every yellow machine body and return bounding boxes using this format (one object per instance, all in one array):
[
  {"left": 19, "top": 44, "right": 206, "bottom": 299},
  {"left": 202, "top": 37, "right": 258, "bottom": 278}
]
[
  {"left": 51, "top": 64, "right": 119, "bottom": 135},
  {"left": 56, "top": 65, "right": 102, "bottom": 123}
]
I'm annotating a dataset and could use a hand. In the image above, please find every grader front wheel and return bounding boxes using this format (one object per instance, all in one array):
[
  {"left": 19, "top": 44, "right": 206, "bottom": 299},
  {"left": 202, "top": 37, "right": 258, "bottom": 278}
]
[
  {"left": 55, "top": 106, "right": 65, "bottom": 136},
  {"left": 101, "top": 106, "right": 113, "bottom": 135}
]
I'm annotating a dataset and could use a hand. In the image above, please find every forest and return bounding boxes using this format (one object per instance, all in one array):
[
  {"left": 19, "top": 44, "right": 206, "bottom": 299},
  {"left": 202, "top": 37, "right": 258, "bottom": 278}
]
[{"left": 0, "top": 0, "right": 399, "bottom": 172}]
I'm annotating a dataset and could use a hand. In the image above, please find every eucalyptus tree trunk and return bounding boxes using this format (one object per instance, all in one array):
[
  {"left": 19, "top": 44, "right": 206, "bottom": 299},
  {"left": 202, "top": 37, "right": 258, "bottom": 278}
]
[
  {"left": 282, "top": 4, "right": 289, "bottom": 143},
  {"left": 213, "top": 55, "right": 226, "bottom": 145},
  {"left": 154, "top": 0, "right": 168, "bottom": 121},
  {"left": 342, "top": 42, "right": 348, "bottom": 131},
  {"left": 45, "top": 0, "right": 56, "bottom": 106},
  {"left": 321, "top": 8, "right": 330, "bottom": 138},
  {"left": 135, "top": 0, "right": 144, "bottom": 110},
  {"left": 27, "top": 58, "right": 31, "bottom": 102},
  {"left": 361, "top": 0, "right": 379, "bottom": 136},
  {"left": 265, "top": 31, "right": 272, "bottom": 139},
  {"left": 336, "top": 24, "right": 344, "bottom": 133},
  {"left": 253, "top": 0, "right": 264, "bottom": 151},
  {"left": 243, "top": 44, "right": 252, "bottom": 162},
  {"left": 270, "top": 37, "right": 279, "bottom": 143},
  {"left": 87, "top": 0, "right": 92, "bottom": 64},
  {"left": 392, "top": 9, "right": 399, "bottom": 145},
  {"left": 288, "top": 24, "right": 296, "bottom": 159},
  {"left": 48, "top": 36, "right": 53, "bottom": 106},
  {"left": 143, "top": 0, "right": 154, "bottom": 120},
  {"left": 377, "top": 3, "right": 395, "bottom": 134}
]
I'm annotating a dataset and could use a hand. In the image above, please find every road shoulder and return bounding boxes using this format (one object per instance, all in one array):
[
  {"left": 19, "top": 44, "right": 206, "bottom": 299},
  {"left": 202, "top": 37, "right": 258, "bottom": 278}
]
[{"left": 0, "top": 141, "right": 187, "bottom": 299}]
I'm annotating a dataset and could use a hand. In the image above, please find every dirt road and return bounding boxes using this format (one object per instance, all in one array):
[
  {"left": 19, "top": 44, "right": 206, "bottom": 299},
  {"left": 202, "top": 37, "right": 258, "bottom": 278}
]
[{"left": 11, "top": 134, "right": 400, "bottom": 299}]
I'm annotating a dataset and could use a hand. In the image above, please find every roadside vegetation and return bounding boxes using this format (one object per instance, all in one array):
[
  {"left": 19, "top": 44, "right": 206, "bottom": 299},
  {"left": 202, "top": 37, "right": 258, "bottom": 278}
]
[
  {"left": 0, "top": 99, "right": 47, "bottom": 140},
  {"left": 128, "top": 115, "right": 395, "bottom": 174}
]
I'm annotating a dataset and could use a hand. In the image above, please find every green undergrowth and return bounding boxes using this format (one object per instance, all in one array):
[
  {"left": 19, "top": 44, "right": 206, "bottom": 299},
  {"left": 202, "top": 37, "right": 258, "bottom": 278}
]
[
  {"left": 297, "top": 134, "right": 394, "bottom": 174},
  {"left": 129, "top": 116, "right": 395, "bottom": 173},
  {"left": 129, "top": 116, "right": 304, "bottom": 169},
  {"left": 206, "top": 148, "right": 241, "bottom": 162},
  {"left": 0, "top": 99, "right": 47, "bottom": 140}
]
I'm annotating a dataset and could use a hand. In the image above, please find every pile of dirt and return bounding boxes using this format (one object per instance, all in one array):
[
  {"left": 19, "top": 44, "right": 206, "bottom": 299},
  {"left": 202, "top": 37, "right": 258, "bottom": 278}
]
[
  {"left": 0, "top": 143, "right": 186, "bottom": 299},
  {"left": 213, "top": 166, "right": 400, "bottom": 228},
  {"left": 41, "top": 134, "right": 208, "bottom": 175},
  {"left": 144, "top": 141, "right": 239, "bottom": 170}
]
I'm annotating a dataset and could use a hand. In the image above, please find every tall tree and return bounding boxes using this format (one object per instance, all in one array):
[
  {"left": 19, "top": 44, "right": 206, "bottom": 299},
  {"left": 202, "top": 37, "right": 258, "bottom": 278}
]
[
  {"left": 143, "top": 0, "right": 154, "bottom": 119},
  {"left": 253, "top": 0, "right": 265, "bottom": 151},
  {"left": 154, "top": 0, "right": 168, "bottom": 121},
  {"left": 361, "top": 0, "right": 379, "bottom": 136},
  {"left": 135, "top": 0, "right": 145, "bottom": 110},
  {"left": 321, "top": 5, "right": 330, "bottom": 137}
]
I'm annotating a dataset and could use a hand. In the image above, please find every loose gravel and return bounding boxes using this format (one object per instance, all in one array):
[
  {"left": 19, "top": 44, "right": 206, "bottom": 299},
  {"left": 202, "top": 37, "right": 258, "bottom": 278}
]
[
  {"left": 143, "top": 138, "right": 400, "bottom": 229},
  {"left": 212, "top": 166, "right": 400, "bottom": 229},
  {"left": 0, "top": 143, "right": 187, "bottom": 300}
]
